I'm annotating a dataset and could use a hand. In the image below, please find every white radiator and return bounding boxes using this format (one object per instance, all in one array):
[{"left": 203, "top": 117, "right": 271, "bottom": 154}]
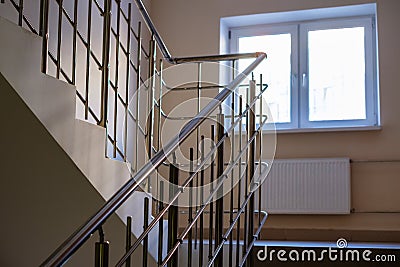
[{"left": 257, "top": 158, "right": 351, "bottom": 214}]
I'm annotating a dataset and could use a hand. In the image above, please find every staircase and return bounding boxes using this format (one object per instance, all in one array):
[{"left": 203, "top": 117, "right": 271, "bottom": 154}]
[
  {"left": 0, "top": 12, "right": 161, "bottom": 267},
  {"left": 0, "top": 0, "right": 270, "bottom": 266}
]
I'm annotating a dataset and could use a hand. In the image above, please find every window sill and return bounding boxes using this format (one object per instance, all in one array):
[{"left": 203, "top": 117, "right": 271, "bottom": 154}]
[{"left": 275, "top": 125, "right": 382, "bottom": 134}]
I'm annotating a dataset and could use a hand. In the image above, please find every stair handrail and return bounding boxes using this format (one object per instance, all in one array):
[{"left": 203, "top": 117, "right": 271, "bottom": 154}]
[
  {"left": 40, "top": 0, "right": 267, "bottom": 265},
  {"left": 41, "top": 54, "right": 266, "bottom": 267}
]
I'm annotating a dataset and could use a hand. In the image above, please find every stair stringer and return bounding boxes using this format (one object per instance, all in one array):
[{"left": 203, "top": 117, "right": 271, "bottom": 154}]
[{"left": 0, "top": 15, "right": 165, "bottom": 263}]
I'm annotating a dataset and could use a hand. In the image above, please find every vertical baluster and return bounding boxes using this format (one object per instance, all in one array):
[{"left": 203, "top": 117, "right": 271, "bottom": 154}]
[
  {"left": 215, "top": 113, "right": 225, "bottom": 267},
  {"left": 242, "top": 87, "right": 248, "bottom": 259},
  {"left": 208, "top": 125, "right": 215, "bottom": 261},
  {"left": 167, "top": 159, "right": 179, "bottom": 267},
  {"left": 95, "top": 227, "right": 109, "bottom": 267},
  {"left": 157, "top": 59, "right": 163, "bottom": 153},
  {"left": 71, "top": 0, "right": 78, "bottom": 84},
  {"left": 146, "top": 37, "right": 156, "bottom": 190},
  {"left": 84, "top": 0, "right": 92, "bottom": 120},
  {"left": 99, "top": 0, "right": 112, "bottom": 127},
  {"left": 114, "top": 2, "right": 122, "bottom": 149},
  {"left": 246, "top": 80, "right": 256, "bottom": 267},
  {"left": 199, "top": 135, "right": 205, "bottom": 267},
  {"left": 156, "top": 59, "right": 163, "bottom": 201},
  {"left": 187, "top": 148, "right": 194, "bottom": 267},
  {"left": 39, "top": 0, "right": 49, "bottom": 73},
  {"left": 195, "top": 62, "right": 202, "bottom": 250},
  {"left": 56, "top": 0, "right": 63, "bottom": 79},
  {"left": 124, "top": 3, "right": 132, "bottom": 162},
  {"left": 158, "top": 181, "right": 164, "bottom": 266},
  {"left": 113, "top": 0, "right": 121, "bottom": 158},
  {"left": 135, "top": 21, "right": 142, "bottom": 172},
  {"left": 126, "top": 217, "right": 132, "bottom": 267},
  {"left": 18, "top": 0, "right": 23, "bottom": 26},
  {"left": 143, "top": 197, "right": 149, "bottom": 267},
  {"left": 229, "top": 83, "right": 235, "bottom": 267},
  {"left": 236, "top": 96, "right": 243, "bottom": 267}
]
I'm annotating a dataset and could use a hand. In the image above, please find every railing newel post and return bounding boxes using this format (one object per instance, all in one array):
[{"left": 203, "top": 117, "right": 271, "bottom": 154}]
[
  {"left": 167, "top": 161, "right": 179, "bottom": 267},
  {"left": 135, "top": 21, "right": 142, "bottom": 172},
  {"left": 126, "top": 216, "right": 132, "bottom": 267},
  {"left": 229, "top": 82, "right": 236, "bottom": 267},
  {"left": 112, "top": 0, "right": 122, "bottom": 159},
  {"left": 208, "top": 125, "right": 215, "bottom": 261},
  {"left": 187, "top": 148, "right": 194, "bottom": 267},
  {"left": 18, "top": 0, "right": 23, "bottom": 26},
  {"left": 143, "top": 197, "right": 149, "bottom": 267},
  {"left": 99, "top": 0, "right": 112, "bottom": 128},
  {"left": 95, "top": 227, "right": 109, "bottom": 267},
  {"left": 236, "top": 96, "right": 243, "bottom": 267},
  {"left": 145, "top": 37, "right": 156, "bottom": 191},
  {"left": 157, "top": 181, "right": 164, "bottom": 266},
  {"left": 124, "top": 3, "right": 132, "bottom": 162},
  {"left": 258, "top": 74, "right": 263, "bottom": 230},
  {"left": 215, "top": 113, "right": 225, "bottom": 267},
  {"left": 72, "top": 0, "right": 78, "bottom": 84},
  {"left": 246, "top": 80, "right": 256, "bottom": 267},
  {"left": 39, "top": 0, "right": 49, "bottom": 73}
]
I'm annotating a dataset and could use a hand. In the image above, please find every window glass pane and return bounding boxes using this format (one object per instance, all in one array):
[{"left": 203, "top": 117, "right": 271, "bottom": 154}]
[
  {"left": 238, "top": 34, "right": 292, "bottom": 123},
  {"left": 308, "top": 27, "right": 366, "bottom": 121}
]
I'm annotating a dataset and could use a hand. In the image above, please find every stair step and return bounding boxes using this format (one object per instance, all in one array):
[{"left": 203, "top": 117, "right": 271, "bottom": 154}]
[{"left": 0, "top": 14, "right": 163, "bottom": 263}]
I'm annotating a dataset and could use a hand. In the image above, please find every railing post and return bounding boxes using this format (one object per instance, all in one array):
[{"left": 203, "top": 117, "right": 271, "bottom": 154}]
[
  {"left": 39, "top": 0, "right": 49, "bottom": 73},
  {"left": 258, "top": 74, "right": 263, "bottom": 230},
  {"left": 236, "top": 96, "right": 243, "bottom": 267},
  {"left": 84, "top": 0, "right": 92, "bottom": 120},
  {"left": 158, "top": 181, "right": 164, "bottom": 266},
  {"left": 72, "top": 0, "right": 78, "bottom": 84},
  {"left": 112, "top": 0, "right": 121, "bottom": 158},
  {"left": 208, "top": 125, "right": 215, "bottom": 261},
  {"left": 246, "top": 80, "right": 256, "bottom": 267},
  {"left": 215, "top": 113, "right": 225, "bottom": 267},
  {"left": 18, "top": 0, "right": 23, "bottom": 26},
  {"left": 95, "top": 227, "right": 109, "bottom": 267},
  {"left": 56, "top": 0, "right": 63, "bottom": 79},
  {"left": 126, "top": 217, "right": 132, "bottom": 267},
  {"left": 167, "top": 161, "right": 179, "bottom": 267},
  {"left": 99, "top": 0, "right": 112, "bottom": 127},
  {"left": 229, "top": 87, "right": 235, "bottom": 267},
  {"left": 187, "top": 148, "right": 194, "bottom": 267},
  {"left": 146, "top": 37, "right": 156, "bottom": 190},
  {"left": 124, "top": 3, "right": 132, "bottom": 162},
  {"left": 134, "top": 21, "right": 142, "bottom": 172},
  {"left": 199, "top": 135, "right": 205, "bottom": 267},
  {"left": 143, "top": 197, "right": 149, "bottom": 267}
]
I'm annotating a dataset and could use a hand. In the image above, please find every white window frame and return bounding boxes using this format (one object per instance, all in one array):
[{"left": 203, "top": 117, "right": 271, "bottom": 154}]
[
  {"left": 299, "top": 17, "right": 378, "bottom": 129},
  {"left": 230, "top": 24, "right": 299, "bottom": 130},
  {"left": 227, "top": 8, "right": 379, "bottom": 132}
]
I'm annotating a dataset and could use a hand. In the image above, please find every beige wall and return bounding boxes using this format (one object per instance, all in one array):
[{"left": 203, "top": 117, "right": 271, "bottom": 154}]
[
  {"left": 151, "top": 0, "right": 400, "bottom": 241},
  {"left": 0, "top": 73, "right": 138, "bottom": 266}
]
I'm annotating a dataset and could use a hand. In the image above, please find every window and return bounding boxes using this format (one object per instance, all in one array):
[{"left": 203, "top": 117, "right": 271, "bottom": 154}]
[{"left": 228, "top": 7, "right": 379, "bottom": 131}]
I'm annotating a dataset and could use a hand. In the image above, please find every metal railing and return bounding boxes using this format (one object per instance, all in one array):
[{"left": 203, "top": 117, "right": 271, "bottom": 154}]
[{"left": 1, "top": 0, "right": 270, "bottom": 266}]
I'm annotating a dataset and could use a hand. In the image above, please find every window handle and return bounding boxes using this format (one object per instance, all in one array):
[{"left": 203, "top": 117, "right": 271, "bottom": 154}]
[{"left": 302, "top": 73, "right": 307, "bottom": 87}]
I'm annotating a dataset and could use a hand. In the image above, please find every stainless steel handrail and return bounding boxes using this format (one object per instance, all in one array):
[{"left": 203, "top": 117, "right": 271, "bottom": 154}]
[
  {"left": 40, "top": 52, "right": 266, "bottom": 267},
  {"left": 39, "top": 0, "right": 267, "bottom": 265}
]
